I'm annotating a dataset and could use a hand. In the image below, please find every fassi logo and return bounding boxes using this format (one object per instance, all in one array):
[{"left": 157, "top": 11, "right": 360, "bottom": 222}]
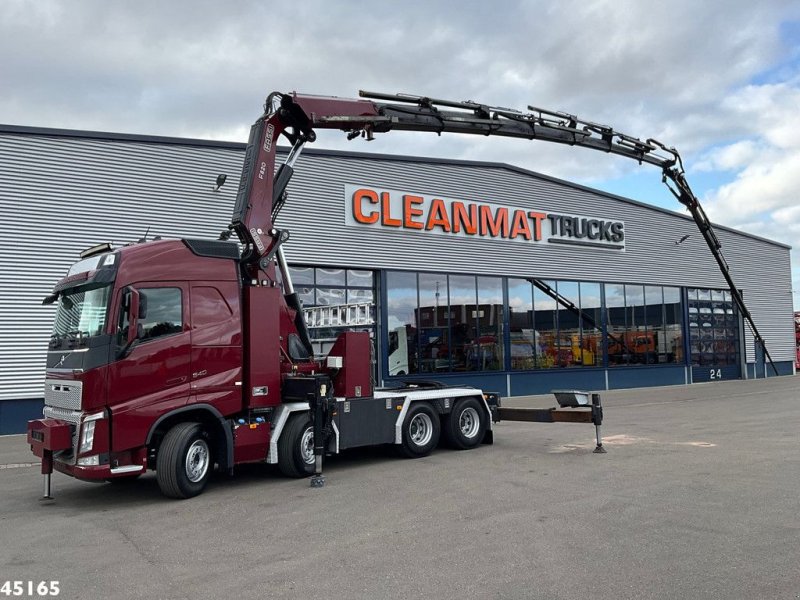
[{"left": 345, "top": 185, "right": 625, "bottom": 248}]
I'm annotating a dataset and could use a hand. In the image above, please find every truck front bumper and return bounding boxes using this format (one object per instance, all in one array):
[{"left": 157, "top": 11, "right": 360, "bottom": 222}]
[
  {"left": 28, "top": 418, "right": 145, "bottom": 482},
  {"left": 27, "top": 418, "right": 72, "bottom": 459}
]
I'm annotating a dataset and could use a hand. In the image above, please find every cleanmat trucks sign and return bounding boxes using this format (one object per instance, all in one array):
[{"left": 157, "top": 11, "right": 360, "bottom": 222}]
[{"left": 344, "top": 184, "right": 625, "bottom": 250}]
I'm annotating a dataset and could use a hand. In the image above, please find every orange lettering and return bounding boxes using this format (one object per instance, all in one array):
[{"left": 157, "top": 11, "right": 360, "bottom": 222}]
[
  {"left": 403, "top": 195, "right": 424, "bottom": 229},
  {"left": 528, "top": 211, "right": 546, "bottom": 241},
  {"left": 425, "top": 199, "right": 452, "bottom": 232},
  {"left": 479, "top": 205, "right": 509, "bottom": 237},
  {"left": 510, "top": 210, "right": 532, "bottom": 240},
  {"left": 352, "top": 188, "right": 379, "bottom": 224},
  {"left": 381, "top": 191, "right": 401, "bottom": 227},
  {"left": 452, "top": 202, "right": 477, "bottom": 234}
]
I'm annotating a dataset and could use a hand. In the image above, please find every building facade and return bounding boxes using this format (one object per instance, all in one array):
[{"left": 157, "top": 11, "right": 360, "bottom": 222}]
[{"left": 0, "top": 125, "right": 795, "bottom": 434}]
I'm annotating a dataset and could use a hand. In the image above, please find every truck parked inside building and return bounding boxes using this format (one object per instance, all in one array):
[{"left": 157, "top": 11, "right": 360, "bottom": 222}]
[
  {"left": 607, "top": 331, "right": 658, "bottom": 364},
  {"left": 26, "top": 90, "right": 770, "bottom": 499}
]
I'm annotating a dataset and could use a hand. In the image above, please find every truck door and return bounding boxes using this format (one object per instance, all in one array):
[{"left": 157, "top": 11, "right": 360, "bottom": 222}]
[
  {"left": 189, "top": 282, "right": 243, "bottom": 416},
  {"left": 107, "top": 283, "right": 192, "bottom": 452}
]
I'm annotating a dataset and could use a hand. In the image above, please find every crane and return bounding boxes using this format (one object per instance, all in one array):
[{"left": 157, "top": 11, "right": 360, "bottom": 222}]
[{"left": 227, "top": 90, "right": 778, "bottom": 375}]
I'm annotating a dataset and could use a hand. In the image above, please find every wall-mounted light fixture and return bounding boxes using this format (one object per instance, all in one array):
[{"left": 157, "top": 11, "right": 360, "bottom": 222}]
[
  {"left": 212, "top": 174, "right": 227, "bottom": 192},
  {"left": 674, "top": 234, "right": 691, "bottom": 245}
]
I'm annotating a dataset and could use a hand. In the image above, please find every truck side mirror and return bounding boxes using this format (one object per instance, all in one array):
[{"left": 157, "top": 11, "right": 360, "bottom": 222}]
[
  {"left": 127, "top": 288, "right": 141, "bottom": 345},
  {"left": 137, "top": 292, "right": 148, "bottom": 319}
]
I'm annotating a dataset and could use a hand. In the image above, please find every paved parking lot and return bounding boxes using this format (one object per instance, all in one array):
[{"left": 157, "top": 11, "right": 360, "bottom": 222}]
[{"left": 2, "top": 376, "right": 799, "bottom": 600}]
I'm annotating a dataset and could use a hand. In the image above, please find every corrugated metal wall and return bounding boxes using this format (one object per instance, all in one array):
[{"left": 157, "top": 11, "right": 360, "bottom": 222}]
[{"left": 0, "top": 128, "right": 794, "bottom": 402}]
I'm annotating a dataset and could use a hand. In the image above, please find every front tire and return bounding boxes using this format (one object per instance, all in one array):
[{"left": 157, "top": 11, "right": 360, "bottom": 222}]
[
  {"left": 443, "top": 397, "right": 487, "bottom": 450},
  {"left": 156, "top": 423, "right": 212, "bottom": 499},
  {"left": 278, "top": 414, "right": 315, "bottom": 478},
  {"left": 399, "top": 402, "right": 440, "bottom": 458}
]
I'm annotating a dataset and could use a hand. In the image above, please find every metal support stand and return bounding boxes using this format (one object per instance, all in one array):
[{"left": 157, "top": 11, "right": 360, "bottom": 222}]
[
  {"left": 593, "top": 425, "right": 606, "bottom": 454},
  {"left": 308, "top": 391, "right": 326, "bottom": 488},
  {"left": 591, "top": 393, "right": 606, "bottom": 454},
  {"left": 310, "top": 465, "right": 325, "bottom": 488},
  {"left": 40, "top": 450, "right": 54, "bottom": 501}
]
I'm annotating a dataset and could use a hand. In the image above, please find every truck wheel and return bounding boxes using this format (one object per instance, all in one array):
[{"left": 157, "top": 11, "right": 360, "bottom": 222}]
[
  {"left": 156, "top": 423, "right": 211, "bottom": 499},
  {"left": 278, "top": 414, "right": 315, "bottom": 478},
  {"left": 444, "top": 397, "right": 486, "bottom": 450},
  {"left": 399, "top": 402, "right": 440, "bottom": 458}
]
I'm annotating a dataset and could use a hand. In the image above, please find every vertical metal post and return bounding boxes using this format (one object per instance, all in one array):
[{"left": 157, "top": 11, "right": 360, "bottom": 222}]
[
  {"left": 309, "top": 391, "right": 326, "bottom": 488},
  {"left": 591, "top": 393, "right": 607, "bottom": 454},
  {"left": 40, "top": 449, "right": 54, "bottom": 500}
]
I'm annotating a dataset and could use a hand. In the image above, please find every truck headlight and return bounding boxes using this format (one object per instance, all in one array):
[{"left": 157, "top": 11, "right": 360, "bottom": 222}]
[{"left": 79, "top": 411, "right": 105, "bottom": 454}]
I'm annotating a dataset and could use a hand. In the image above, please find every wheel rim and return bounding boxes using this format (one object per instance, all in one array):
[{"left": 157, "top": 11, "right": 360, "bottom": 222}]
[
  {"left": 409, "top": 412, "right": 433, "bottom": 446},
  {"left": 459, "top": 407, "right": 480, "bottom": 439},
  {"left": 300, "top": 427, "right": 315, "bottom": 465},
  {"left": 185, "top": 439, "right": 209, "bottom": 483}
]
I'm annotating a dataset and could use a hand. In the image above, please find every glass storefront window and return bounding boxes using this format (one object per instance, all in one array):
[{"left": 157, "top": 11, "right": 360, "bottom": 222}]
[
  {"left": 315, "top": 287, "right": 345, "bottom": 306},
  {"left": 508, "top": 278, "right": 534, "bottom": 370},
  {"left": 385, "top": 270, "right": 693, "bottom": 377},
  {"left": 605, "top": 284, "right": 683, "bottom": 366},
  {"left": 476, "top": 277, "right": 503, "bottom": 371},
  {"left": 289, "top": 266, "right": 314, "bottom": 285},
  {"left": 386, "top": 272, "right": 505, "bottom": 374},
  {"left": 663, "top": 287, "right": 683, "bottom": 364},
  {"left": 533, "top": 280, "right": 559, "bottom": 368},
  {"left": 686, "top": 287, "right": 739, "bottom": 366},
  {"left": 525, "top": 279, "right": 602, "bottom": 369},
  {"left": 316, "top": 268, "right": 346, "bottom": 286},
  {"left": 418, "top": 273, "right": 450, "bottom": 373},
  {"left": 386, "top": 271, "right": 418, "bottom": 376},
  {"left": 296, "top": 287, "right": 314, "bottom": 307},
  {"left": 448, "top": 275, "right": 478, "bottom": 371},
  {"left": 347, "top": 289, "right": 374, "bottom": 304},
  {"left": 347, "top": 270, "right": 373, "bottom": 287},
  {"left": 555, "top": 281, "right": 580, "bottom": 368},
  {"left": 626, "top": 285, "right": 650, "bottom": 364},
  {"left": 605, "top": 284, "right": 627, "bottom": 365},
  {"left": 579, "top": 282, "right": 602, "bottom": 367},
  {"left": 290, "top": 265, "right": 376, "bottom": 359}
]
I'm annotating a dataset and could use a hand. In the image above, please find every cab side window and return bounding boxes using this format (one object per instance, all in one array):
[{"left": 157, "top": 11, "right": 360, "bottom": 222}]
[{"left": 139, "top": 288, "right": 183, "bottom": 340}]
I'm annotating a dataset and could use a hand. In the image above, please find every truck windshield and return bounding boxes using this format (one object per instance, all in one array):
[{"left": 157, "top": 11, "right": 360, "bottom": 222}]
[{"left": 50, "top": 284, "right": 112, "bottom": 349}]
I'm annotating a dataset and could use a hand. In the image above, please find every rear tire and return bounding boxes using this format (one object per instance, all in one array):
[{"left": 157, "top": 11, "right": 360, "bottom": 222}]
[
  {"left": 278, "top": 414, "right": 315, "bottom": 478},
  {"left": 399, "top": 402, "right": 440, "bottom": 458},
  {"left": 443, "top": 397, "right": 486, "bottom": 450},
  {"left": 156, "top": 423, "right": 211, "bottom": 499}
]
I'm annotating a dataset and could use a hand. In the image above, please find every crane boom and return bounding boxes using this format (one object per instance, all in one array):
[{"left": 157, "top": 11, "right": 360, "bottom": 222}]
[{"left": 231, "top": 90, "right": 778, "bottom": 375}]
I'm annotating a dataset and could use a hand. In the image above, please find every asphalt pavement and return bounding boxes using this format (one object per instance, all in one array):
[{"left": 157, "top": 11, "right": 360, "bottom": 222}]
[{"left": 1, "top": 376, "right": 799, "bottom": 600}]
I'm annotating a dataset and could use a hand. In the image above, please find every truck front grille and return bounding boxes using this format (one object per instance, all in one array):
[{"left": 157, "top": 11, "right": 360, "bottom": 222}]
[{"left": 44, "top": 379, "right": 82, "bottom": 411}]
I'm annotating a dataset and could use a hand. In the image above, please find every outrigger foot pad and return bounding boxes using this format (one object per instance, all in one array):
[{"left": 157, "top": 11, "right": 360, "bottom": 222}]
[
  {"left": 593, "top": 445, "right": 607, "bottom": 454},
  {"left": 310, "top": 474, "right": 326, "bottom": 488}
]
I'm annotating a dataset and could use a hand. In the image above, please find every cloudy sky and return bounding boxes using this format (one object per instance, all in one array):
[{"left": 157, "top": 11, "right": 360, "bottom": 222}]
[{"left": 3, "top": 0, "right": 799, "bottom": 307}]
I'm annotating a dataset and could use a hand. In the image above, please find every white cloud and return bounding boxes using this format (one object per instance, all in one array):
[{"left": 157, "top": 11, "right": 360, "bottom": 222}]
[
  {"left": 695, "top": 141, "right": 764, "bottom": 172},
  {"left": 1, "top": 0, "right": 799, "bottom": 306},
  {"left": 698, "top": 80, "right": 800, "bottom": 307}
]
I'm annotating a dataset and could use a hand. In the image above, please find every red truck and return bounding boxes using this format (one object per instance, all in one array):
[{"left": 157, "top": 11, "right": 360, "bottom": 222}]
[
  {"left": 28, "top": 92, "right": 511, "bottom": 499},
  {"left": 30, "top": 229, "right": 501, "bottom": 500},
  {"left": 26, "top": 90, "right": 762, "bottom": 499}
]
